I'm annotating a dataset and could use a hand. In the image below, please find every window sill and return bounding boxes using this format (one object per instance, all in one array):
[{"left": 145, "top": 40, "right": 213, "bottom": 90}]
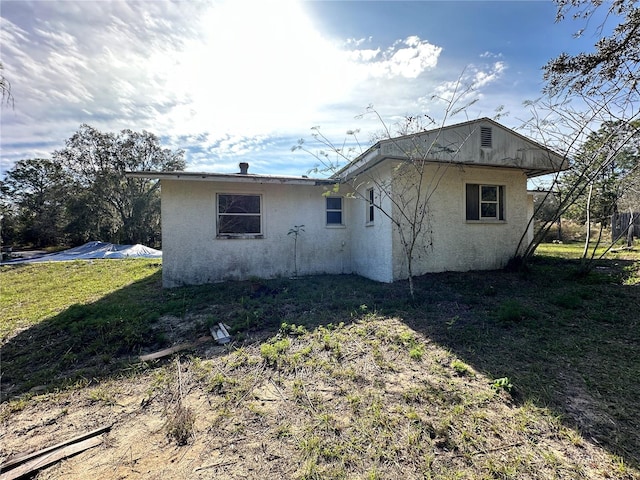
[
  {"left": 465, "top": 220, "right": 506, "bottom": 224},
  {"left": 216, "top": 234, "right": 264, "bottom": 239},
  {"left": 325, "top": 224, "right": 346, "bottom": 229},
  {"left": 365, "top": 222, "right": 375, "bottom": 227}
]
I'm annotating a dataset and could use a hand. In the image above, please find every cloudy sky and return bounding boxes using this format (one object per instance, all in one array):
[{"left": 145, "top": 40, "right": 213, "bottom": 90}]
[{"left": 1, "top": 0, "right": 604, "bottom": 177}]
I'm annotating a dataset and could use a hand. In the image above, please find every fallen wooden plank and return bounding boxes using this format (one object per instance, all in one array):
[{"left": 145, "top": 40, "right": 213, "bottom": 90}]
[
  {"left": 0, "top": 425, "right": 111, "bottom": 472},
  {"left": 139, "top": 335, "right": 212, "bottom": 361},
  {"left": 0, "top": 436, "right": 103, "bottom": 480}
]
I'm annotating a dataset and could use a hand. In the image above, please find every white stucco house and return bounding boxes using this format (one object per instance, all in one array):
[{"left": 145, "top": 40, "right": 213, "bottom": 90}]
[{"left": 129, "top": 118, "right": 566, "bottom": 287}]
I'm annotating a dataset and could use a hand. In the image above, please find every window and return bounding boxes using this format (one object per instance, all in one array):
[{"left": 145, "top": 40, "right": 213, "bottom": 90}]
[
  {"left": 217, "top": 194, "right": 262, "bottom": 237},
  {"left": 480, "top": 126, "right": 492, "bottom": 148},
  {"left": 466, "top": 184, "right": 505, "bottom": 221},
  {"left": 366, "top": 188, "right": 374, "bottom": 223},
  {"left": 326, "top": 197, "right": 343, "bottom": 225}
]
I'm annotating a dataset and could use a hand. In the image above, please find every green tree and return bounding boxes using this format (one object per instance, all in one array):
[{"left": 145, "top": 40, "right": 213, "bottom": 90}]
[
  {"left": 544, "top": 0, "right": 640, "bottom": 101},
  {"left": 1, "top": 159, "right": 70, "bottom": 247},
  {"left": 559, "top": 121, "right": 640, "bottom": 227},
  {"left": 0, "top": 180, "right": 18, "bottom": 247},
  {"left": 54, "top": 125, "right": 185, "bottom": 245},
  {"left": 516, "top": 1, "right": 640, "bottom": 267},
  {"left": 516, "top": 107, "right": 640, "bottom": 268}
]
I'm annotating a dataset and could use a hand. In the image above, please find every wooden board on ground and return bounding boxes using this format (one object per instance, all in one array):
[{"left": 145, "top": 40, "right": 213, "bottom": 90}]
[
  {"left": 0, "top": 425, "right": 111, "bottom": 480},
  {"left": 139, "top": 335, "right": 213, "bottom": 362}
]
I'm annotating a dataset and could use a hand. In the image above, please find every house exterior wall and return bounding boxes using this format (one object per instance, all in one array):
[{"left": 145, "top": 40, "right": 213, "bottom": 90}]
[
  {"left": 160, "top": 163, "right": 532, "bottom": 287},
  {"left": 161, "top": 179, "right": 350, "bottom": 287},
  {"left": 390, "top": 164, "right": 529, "bottom": 280},
  {"left": 348, "top": 163, "right": 395, "bottom": 283},
  {"left": 527, "top": 193, "right": 534, "bottom": 249}
]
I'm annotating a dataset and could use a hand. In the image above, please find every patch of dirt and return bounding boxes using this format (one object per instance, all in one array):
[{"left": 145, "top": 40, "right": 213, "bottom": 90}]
[
  {"left": 558, "top": 370, "right": 619, "bottom": 441},
  {"left": 1, "top": 318, "right": 635, "bottom": 479}
]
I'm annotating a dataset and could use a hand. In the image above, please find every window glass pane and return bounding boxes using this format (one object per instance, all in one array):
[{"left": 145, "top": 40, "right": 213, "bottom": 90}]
[
  {"left": 217, "top": 194, "right": 261, "bottom": 235},
  {"left": 219, "top": 194, "right": 260, "bottom": 214},
  {"left": 327, "top": 211, "right": 342, "bottom": 224},
  {"left": 481, "top": 203, "right": 497, "bottom": 218},
  {"left": 219, "top": 215, "right": 261, "bottom": 234},
  {"left": 466, "top": 184, "right": 479, "bottom": 220},
  {"left": 326, "top": 197, "right": 342, "bottom": 210},
  {"left": 481, "top": 186, "right": 497, "bottom": 202}
]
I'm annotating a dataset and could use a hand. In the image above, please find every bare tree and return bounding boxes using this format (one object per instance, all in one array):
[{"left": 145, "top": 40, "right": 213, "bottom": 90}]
[
  {"left": 515, "top": 0, "right": 640, "bottom": 269},
  {"left": 294, "top": 79, "right": 487, "bottom": 298},
  {"left": 514, "top": 94, "right": 640, "bottom": 269}
]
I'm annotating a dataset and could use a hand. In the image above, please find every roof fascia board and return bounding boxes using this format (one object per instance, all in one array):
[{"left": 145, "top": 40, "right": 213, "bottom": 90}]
[
  {"left": 342, "top": 156, "right": 562, "bottom": 179},
  {"left": 125, "top": 171, "right": 334, "bottom": 186}
]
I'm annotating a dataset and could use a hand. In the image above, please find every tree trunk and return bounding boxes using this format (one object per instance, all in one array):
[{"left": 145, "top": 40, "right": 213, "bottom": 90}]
[{"left": 583, "top": 183, "right": 593, "bottom": 259}]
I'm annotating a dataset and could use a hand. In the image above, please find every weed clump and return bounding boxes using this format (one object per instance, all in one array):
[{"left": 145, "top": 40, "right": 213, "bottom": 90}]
[
  {"left": 260, "top": 337, "right": 291, "bottom": 366},
  {"left": 280, "top": 322, "right": 307, "bottom": 336},
  {"left": 163, "top": 359, "right": 195, "bottom": 446},
  {"left": 165, "top": 402, "right": 195, "bottom": 446},
  {"left": 491, "top": 377, "right": 513, "bottom": 394},
  {"left": 451, "top": 359, "right": 474, "bottom": 376},
  {"left": 496, "top": 300, "right": 527, "bottom": 323}
]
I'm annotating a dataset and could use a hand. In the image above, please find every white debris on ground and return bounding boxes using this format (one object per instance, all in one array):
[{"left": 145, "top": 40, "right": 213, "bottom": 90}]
[
  {"left": 210, "top": 323, "right": 232, "bottom": 344},
  {"left": 3, "top": 241, "right": 162, "bottom": 264}
]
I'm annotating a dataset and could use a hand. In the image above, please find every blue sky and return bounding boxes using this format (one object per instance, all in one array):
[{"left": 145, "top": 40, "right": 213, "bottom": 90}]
[{"left": 0, "top": 0, "right": 605, "bottom": 178}]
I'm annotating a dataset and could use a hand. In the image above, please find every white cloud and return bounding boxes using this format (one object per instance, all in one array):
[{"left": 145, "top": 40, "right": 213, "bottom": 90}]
[
  {"left": 345, "top": 36, "right": 442, "bottom": 79},
  {"left": 426, "top": 61, "right": 508, "bottom": 116},
  {"left": 346, "top": 37, "right": 373, "bottom": 47},
  {"left": 0, "top": 0, "right": 500, "bottom": 175},
  {"left": 480, "top": 51, "right": 503, "bottom": 59},
  {"left": 473, "top": 61, "right": 506, "bottom": 89}
]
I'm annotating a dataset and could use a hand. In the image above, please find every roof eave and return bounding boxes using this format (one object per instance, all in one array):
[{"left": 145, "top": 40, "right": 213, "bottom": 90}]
[
  {"left": 336, "top": 117, "right": 568, "bottom": 179},
  {"left": 125, "top": 171, "right": 334, "bottom": 186}
]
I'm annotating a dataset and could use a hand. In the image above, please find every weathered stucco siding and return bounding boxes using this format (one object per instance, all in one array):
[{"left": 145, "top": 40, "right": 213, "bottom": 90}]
[
  {"left": 161, "top": 180, "right": 350, "bottom": 287},
  {"left": 527, "top": 193, "right": 534, "bottom": 250},
  {"left": 348, "top": 166, "right": 395, "bottom": 283},
  {"left": 391, "top": 164, "right": 529, "bottom": 280},
  {"left": 376, "top": 119, "right": 565, "bottom": 173}
]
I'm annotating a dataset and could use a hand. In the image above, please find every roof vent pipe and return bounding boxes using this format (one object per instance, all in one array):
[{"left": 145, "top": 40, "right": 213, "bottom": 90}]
[{"left": 239, "top": 162, "right": 249, "bottom": 174}]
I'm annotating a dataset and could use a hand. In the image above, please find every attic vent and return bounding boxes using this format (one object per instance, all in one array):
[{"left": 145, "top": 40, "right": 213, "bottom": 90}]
[{"left": 480, "top": 126, "right": 492, "bottom": 148}]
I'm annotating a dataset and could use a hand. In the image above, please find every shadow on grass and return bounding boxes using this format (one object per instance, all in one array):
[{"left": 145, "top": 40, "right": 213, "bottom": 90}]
[
  {"left": 404, "top": 255, "right": 640, "bottom": 469},
  {"left": 2, "top": 256, "right": 638, "bottom": 469},
  {"left": 0, "top": 272, "right": 388, "bottom": 402},
  {"left": 1, "top": 269, "right": 165, "bottom": 401}
]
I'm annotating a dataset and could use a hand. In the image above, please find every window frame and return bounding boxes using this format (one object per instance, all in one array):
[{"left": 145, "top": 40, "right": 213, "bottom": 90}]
[
  {"left": 326, "top": 196, "right": 344, "bottom": 226},
  {"left": 465, "top": 183, "right": 505, "bottom": 222},
  {"left": 366, "top": 187, "right": 375, "bottom": 224},
  {"left": 216, "top": 193, "right": 263, "bottom": 239}
]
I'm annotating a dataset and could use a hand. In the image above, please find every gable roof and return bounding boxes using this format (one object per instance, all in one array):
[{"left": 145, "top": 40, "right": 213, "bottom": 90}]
[
  {"left": 334, "top": 117, "right": 568, "bottom": 179},
  {"left": 128, "top": 119, "right": 567, "bottom": 185}
]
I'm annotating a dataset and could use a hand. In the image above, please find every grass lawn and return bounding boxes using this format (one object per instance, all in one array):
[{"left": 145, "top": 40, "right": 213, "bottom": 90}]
[{"left": 1, "top": 244, "right": 639, "bottom": 479}]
